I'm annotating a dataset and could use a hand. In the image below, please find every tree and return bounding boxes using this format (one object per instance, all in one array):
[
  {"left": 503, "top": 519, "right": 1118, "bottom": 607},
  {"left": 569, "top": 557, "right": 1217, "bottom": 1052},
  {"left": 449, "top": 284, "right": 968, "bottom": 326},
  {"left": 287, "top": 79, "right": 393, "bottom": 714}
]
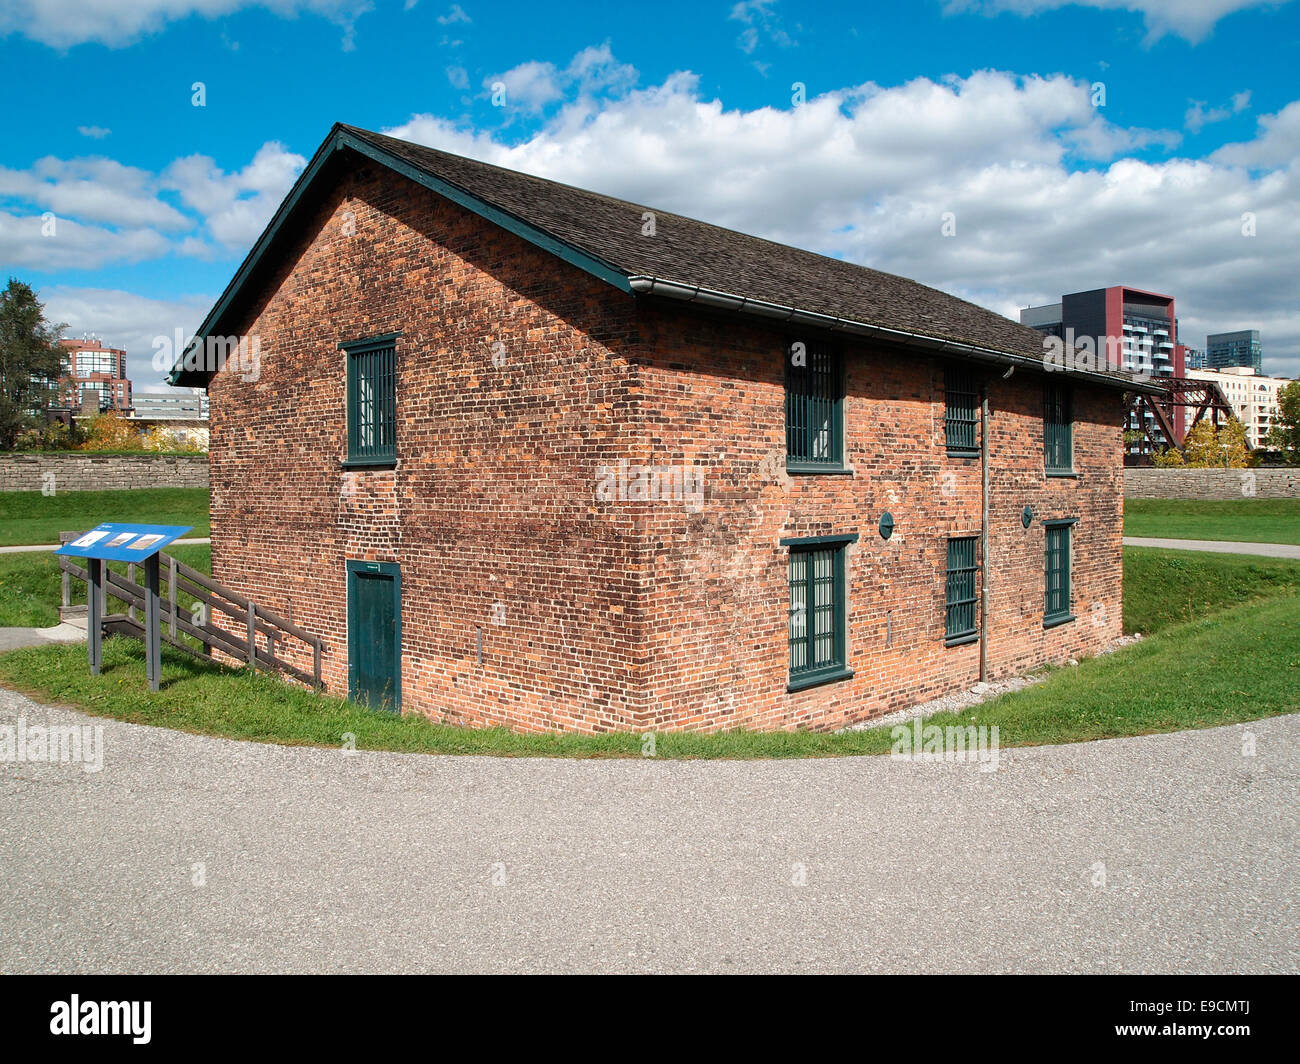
[
  {"left": 79, "top": 410, "right": 142, "bottom": 452},
  {"left": 1181, "top": 420, "right": 1219, "bottom": 466},
  {"left": 1265, "top": 380, "right": 1300, "bottom": 462},
  {"left": 1181, "top": 416, "right": 1249, "bottom": 468},
  {"left": 1217, "top": 416, "right": 1249, "bottom": 468},
  {"left": 0, "top": 279, "right": 66, "bottom": 450}
]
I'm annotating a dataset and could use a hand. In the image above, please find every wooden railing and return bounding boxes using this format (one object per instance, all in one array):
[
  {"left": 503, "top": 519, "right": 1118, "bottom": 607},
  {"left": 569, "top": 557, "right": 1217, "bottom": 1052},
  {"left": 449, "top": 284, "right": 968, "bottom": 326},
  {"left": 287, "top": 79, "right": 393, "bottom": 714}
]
[{"left": 58, "top": 532, "right": 322, "bottom": 689}]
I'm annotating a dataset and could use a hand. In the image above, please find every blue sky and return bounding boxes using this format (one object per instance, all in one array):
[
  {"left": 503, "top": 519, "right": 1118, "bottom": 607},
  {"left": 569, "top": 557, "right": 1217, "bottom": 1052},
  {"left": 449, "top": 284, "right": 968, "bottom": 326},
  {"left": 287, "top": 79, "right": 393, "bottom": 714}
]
[{"left": 2, "top": 0, "right": 1298, "bottom": 387}]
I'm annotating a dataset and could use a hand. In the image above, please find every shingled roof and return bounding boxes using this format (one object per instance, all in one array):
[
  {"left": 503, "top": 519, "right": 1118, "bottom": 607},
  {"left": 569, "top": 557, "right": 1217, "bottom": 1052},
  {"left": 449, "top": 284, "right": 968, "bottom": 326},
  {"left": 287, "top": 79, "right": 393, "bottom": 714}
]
[{"left": 170, "top": 122, "right": 1155, "bottom": 391}]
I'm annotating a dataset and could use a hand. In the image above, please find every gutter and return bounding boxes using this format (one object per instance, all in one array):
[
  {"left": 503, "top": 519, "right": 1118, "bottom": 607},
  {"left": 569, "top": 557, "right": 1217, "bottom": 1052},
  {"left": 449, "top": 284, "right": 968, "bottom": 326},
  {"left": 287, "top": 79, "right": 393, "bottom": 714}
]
[{"left": 626, "top": 275, "right": 1162, "bottom": 395}]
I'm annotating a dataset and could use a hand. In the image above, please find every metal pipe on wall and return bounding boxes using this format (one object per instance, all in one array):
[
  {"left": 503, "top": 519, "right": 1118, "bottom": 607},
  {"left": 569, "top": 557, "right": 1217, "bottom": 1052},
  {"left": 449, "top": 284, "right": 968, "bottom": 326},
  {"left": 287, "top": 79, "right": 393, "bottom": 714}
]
[{"left": 979, "top": 379, "right": 991, "bottom": 682}]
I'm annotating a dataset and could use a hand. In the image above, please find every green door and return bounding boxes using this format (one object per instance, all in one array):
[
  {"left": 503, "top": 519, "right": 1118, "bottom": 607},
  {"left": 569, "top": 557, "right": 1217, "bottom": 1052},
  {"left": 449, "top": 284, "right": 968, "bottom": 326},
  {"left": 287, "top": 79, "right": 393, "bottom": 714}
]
[{"left": 347, "top": 561, "right": 401, "bottom": 711}]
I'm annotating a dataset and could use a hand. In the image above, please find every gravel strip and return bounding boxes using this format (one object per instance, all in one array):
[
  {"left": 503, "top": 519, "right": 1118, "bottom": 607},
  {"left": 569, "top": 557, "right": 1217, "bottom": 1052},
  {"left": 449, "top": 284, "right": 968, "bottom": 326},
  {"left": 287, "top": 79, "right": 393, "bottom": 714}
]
[{"left": 842, "top": 633, "right": 1144, "bottom": 732}]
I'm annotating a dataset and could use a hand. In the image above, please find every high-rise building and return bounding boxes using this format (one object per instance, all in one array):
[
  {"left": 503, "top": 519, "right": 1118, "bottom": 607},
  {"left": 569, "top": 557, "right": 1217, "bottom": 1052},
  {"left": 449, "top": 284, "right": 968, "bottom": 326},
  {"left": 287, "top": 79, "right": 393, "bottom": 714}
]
[
  {"left": 1182, "top": 346, "right": 1206, "bottom": 371},
  {"left": 1020, "top": 286, "right": 1182, "bottom": 377},
  {"left": 1021, "top": 286, "right": 1183, "bottom": 448},
  {"left": 57, "top": 337, "right": 132, "bottom": 412},
  {"left": 1186, "top": 366, "right": 1291, "bottom": 449},
  {"left": 1205, "top": 330, "right": 1262, "bottom": 373}
]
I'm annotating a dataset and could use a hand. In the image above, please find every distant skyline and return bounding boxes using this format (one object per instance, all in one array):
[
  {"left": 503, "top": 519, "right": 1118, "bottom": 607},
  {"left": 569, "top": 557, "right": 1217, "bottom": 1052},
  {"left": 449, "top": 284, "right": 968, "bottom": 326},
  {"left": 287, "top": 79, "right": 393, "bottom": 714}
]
[{"left": 2, "top": 0, "right": 1298, "bottom": 386}]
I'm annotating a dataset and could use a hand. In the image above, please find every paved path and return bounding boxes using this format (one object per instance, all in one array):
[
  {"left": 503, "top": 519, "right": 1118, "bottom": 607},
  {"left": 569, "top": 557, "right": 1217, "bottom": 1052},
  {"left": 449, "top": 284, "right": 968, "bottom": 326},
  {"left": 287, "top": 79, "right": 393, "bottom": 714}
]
[
  {"left": 0, "top": 537, "right": 210, "bottom": 555},
  {"left": 1123, "top": 536, "right": 1300, "bottom": 559},
  {"left": 1, "top": 688, "right": 1295, "bottom": 974},
  {"left": 0, "top": 623, "right": 84, "bottom": 653}
]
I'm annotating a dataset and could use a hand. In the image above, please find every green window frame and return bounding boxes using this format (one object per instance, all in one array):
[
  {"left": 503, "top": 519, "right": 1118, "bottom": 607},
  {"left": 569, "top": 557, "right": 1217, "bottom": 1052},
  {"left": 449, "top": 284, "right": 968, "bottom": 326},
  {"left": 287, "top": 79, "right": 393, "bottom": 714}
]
[
  {"left": 781, "top": 533, "right": 857, "bottom": 690},
  {"left": 341, "top": 332, "right": 400, "bottom": 465},
  {"left": 944, "top": 536, "right": 979, "bottom": 645},
  {"left": 1044, "top": 519, "right": 1077, "bottom": 627},
  {"left": 1044, "top": 381, "right": 1073, "bottom": 474},
  {"left": 944, "top": 367, "right": 980, "bottom": 456},
  {"left": 785, "top": 341, "right": 845, "bottom": 472}
]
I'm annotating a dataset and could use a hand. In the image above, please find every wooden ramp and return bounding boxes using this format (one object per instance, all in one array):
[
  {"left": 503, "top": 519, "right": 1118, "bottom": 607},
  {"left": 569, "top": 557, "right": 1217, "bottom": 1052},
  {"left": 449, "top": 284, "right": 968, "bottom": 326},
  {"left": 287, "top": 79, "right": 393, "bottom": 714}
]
[{"left": 57, "top": 533, "right": 323, "bottom": 689}]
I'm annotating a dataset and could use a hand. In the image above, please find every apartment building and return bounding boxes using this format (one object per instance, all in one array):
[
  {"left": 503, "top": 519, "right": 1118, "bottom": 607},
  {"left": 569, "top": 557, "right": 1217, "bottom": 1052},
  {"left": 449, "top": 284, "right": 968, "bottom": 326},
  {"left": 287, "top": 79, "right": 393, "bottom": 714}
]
[
  {"left": 1021, "top": 286, "right": 1183, "bottom": 449},
  {"left": 1206, "top": 330, "right": 1263, "bottom": 373},
  {"left": 57, "top": 337, "right": 132, "bottom": 412},
  {"left": 1187, "top": 366, "right": 1291, "bottom": 448}
]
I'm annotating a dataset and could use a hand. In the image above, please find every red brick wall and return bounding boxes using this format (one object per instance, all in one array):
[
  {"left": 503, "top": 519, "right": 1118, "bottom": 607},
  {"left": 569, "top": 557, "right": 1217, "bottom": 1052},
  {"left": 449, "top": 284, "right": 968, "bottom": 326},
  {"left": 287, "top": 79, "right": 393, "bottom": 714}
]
[
  {"left": 630, "top": 308, "right": 1124, "bottom": 732},
  {"left": 208, "top": 161, "right": 648, "bottom": 733},
  {"left": 207, "top": 161, "right": 1125, "bottom": 734}
]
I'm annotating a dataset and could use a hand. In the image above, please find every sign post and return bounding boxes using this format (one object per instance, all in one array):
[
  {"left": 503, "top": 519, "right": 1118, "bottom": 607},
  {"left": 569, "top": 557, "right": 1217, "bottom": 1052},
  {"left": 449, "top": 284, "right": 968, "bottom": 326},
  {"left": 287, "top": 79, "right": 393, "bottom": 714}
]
[
  {"left": 56, "top": 523, "right": 193, "bottom": 692},
  {"left": 145, "top": 553, "right": 162, "bottom": 691},
  {"left": 86, "top": 558, "right": 103, "bottom": 676}
]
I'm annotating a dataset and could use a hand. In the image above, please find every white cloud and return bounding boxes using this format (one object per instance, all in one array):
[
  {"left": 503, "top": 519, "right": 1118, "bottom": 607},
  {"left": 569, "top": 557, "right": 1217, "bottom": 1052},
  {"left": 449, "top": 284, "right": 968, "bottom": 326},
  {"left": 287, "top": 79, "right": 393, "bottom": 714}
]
[
  {"left": 162, "top": 141, "right": 306, "bottom": 247},
  {"left": 483, "top": 43, "right": 636, "bottom": 114},
  {"left": 77, "top": 125, "right": 111, "bottom": 139},
  {"left": 0, "top": 0, "right": 373, "bottom": 50},
  {"left": 38, "top": 286, "right": 215, "bottom": 386},
  {"left": 942, "top": 0, "right": 1293, "bottom": 44},
  {"left": 1211, "top": 99, "right": 1300, "bottom": 168},
  {"left": 436, "top": 3, "right": 470, "bottom": 23},
  {"left": 0, "top": 141, "right": 305, "bottom": 270},
  {"left": 0, "top": 156, "right": 190, "bottom": 229},
  {"left": 0, "top": 210, "right": 171, "bottom": 271},
  {"left": 386, "top": 61, "right": 1300, "bottom": 377},
  {"left": 729, "top": 0, "right": 796, "bottom": 54},
  {"left": 1185, "top": 90, "right": 1251, "bottom": 133},
  {"left": 484, "top": 60, "right": 563, "bottom": 113}
]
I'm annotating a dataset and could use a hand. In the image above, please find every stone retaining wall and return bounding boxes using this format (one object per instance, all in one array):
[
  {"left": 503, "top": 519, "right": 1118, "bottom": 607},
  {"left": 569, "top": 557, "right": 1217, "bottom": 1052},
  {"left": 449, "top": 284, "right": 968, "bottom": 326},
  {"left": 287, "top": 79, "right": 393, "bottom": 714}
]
[
  {"left": 1124, "top": 467, "right": 1298, "bottom": 500},
  {"left": 0, "top": 454, "right": 209, "bottom": 493}
]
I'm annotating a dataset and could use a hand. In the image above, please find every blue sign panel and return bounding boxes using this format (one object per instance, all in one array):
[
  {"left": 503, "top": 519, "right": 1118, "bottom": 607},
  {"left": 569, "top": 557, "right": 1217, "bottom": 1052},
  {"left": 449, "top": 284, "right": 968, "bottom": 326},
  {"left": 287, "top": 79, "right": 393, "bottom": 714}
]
[{"left": 55, "top": 523, "right": 193, "bottom": 563}]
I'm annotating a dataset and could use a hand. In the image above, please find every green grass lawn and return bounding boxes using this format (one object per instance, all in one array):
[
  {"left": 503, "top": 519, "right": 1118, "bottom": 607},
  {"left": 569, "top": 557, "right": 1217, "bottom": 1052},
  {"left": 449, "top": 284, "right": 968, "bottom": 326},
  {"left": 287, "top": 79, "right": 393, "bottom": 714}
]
[
  {"left": 0, "top": 487, "right": 210, "bottom": 546},
  {"left": 0, "top": 545, "right": 211, "bottom": 628},
  {"left": 1124, "top": 498, "right": 1300, "bottom": 545},
  {"left": 0, "top": 548, "right": 1295, "bottom": 758},
  {"left": 1123, "top": 547, "right": 1300, "bottom": 635}
]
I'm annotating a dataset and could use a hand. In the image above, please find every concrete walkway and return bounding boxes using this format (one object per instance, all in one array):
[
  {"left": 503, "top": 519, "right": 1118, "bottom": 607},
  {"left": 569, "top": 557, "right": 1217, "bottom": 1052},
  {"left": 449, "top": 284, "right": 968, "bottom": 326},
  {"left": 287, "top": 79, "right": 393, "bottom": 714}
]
[
  {"left": 1, "top": 687, "right": 1295, "bottom": 974},
  {"left": 1123, "top": 536, "right": 1300, "bottom": 559},
  {"left": 0, "top": 536, "right": 210, "bottom": 555},
  {"left": 0, "top": 623, "right": 85, "bottom": 652}
]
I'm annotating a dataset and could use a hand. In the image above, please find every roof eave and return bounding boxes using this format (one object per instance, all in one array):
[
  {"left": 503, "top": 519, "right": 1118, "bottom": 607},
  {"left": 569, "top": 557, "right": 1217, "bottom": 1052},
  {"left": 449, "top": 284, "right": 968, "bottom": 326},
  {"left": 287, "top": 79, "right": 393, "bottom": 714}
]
[{"left": 626, "top": 275, "right": 1165, "bottom": 395}]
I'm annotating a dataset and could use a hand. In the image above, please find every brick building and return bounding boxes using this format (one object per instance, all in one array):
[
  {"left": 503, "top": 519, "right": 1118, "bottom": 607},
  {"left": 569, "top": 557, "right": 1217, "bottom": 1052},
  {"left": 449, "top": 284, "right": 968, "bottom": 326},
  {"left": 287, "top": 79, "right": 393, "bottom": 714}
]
[{"left": 170, "top": 123, "right": 1155, "bottom": 734}]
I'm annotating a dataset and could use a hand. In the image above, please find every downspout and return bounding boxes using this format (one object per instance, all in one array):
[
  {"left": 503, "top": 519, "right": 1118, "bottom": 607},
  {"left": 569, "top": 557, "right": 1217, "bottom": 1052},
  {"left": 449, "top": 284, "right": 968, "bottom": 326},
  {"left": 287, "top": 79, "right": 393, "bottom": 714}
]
[{"left": 979, "top": 377, "right": 991, "bottom": 682}]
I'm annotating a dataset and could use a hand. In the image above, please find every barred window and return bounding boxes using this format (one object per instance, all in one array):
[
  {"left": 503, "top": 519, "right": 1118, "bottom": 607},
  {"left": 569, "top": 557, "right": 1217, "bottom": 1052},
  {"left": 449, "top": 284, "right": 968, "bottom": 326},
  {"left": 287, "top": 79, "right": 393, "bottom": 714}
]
[
  {"left": 1044, "top": 381, "right": 1073, "bottom": 474},
  {"left": 342, "top": 334, "right": 398, "bottom": 464},
  {"left": 1044, "top": 521, "right": 1076, "bottom": 627},
  {"left": 945, "top": 536, "right": 979, "bottom": 644},
  {"left": 944, "top": 368, "right": 979, "bottom": 455},
  {"left": 785, "top": 534, "right": 856, "bottom": 689},
  {"left": 786, "top": 342, "right": 844, "bottom": 469}
]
